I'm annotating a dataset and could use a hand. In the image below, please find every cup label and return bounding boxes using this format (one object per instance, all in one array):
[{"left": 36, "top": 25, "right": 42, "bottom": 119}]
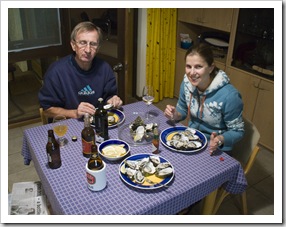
[{"left": 86, "top": 172, "right": 96, "bottom": 184}]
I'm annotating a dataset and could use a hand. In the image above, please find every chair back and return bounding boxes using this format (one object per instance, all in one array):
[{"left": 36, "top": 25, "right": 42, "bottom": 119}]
[
  {"left": 39, "top": 107, "right": 48, "bottom": 125},
  {"left": 232, "top": 117, "right": 260, "bottom": 168}
]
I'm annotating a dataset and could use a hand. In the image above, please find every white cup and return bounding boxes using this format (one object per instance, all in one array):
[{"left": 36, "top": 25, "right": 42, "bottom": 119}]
[{"left": 85, "top": 161, "right": 106, "bottom": 191}]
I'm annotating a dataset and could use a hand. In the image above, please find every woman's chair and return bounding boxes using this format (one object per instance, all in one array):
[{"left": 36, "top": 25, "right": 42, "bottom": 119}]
[
  {"left": 212, "top": 117, "right": 260, "bottom": 215},
  {"left": 39, "top": 107, "right": 48, "bottom": 125}
]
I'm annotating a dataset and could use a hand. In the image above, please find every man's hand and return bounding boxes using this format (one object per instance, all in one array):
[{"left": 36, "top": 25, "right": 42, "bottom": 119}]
[
  {"left": 77, "top": 102, "right": 96, "bottom": 118},
  {"left": 107, "top": 95, "right": 123, "bottom": 108}
]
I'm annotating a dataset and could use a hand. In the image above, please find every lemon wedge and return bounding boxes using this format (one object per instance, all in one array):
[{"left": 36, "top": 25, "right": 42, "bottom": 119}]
[{"left": 102, "top": 145, "right": 126, "bottom": 157}]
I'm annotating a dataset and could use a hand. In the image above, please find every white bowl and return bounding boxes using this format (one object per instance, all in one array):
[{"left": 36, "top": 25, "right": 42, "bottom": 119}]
[{"left": 98, "top": 139, "right": 130, "bottom": 161}]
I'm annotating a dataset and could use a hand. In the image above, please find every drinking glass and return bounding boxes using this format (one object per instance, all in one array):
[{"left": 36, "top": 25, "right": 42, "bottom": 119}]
[
  {"left": 142, "top": 85, "right": 155, "bottom": 119},
  {"left": 53, "top": 115, "right": 68, "bottom": 147}
]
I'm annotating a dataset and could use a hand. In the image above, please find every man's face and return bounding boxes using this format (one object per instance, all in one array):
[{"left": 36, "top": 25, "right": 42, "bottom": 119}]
[{"left": 70, "top": 30, "right": 100, "bottom": 65}]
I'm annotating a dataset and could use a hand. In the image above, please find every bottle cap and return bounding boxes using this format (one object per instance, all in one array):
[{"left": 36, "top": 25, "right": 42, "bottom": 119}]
[{"left": 72, "top": 136, "right": 77, "bottom": 142}]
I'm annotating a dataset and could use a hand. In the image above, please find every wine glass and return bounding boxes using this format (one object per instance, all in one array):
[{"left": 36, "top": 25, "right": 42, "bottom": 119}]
[
  {"left": 53, "top": 115, "right": 68, "bottom": 147},
  {"left": 142, "top": 85, "right": 155, "bottom": 119}
]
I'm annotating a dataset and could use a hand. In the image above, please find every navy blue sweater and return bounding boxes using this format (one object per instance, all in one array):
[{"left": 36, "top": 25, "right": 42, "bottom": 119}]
[{"left": 39, "top": 54, "right": 117, "bottom": 111}]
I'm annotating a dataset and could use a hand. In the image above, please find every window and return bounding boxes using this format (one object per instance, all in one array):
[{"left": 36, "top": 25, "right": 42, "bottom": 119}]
[{"left": 8, "top": 8, "right": 62, "bottom": 52}]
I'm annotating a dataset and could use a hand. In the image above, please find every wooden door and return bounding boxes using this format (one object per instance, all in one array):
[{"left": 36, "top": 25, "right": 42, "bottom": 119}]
[
  {"left": 252, "top": 80, "right": 274, "bottom": 151},
  {"left": 96, "top": 9, "right": 136, "bottom": 105},
  {"left": 226, "top": 67, "right": 260, "bottom": 120}
]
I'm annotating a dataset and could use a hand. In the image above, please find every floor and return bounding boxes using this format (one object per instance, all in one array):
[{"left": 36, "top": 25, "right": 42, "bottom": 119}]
[{"left": 7, "top": 97, "right": 274, "bottom": 216}]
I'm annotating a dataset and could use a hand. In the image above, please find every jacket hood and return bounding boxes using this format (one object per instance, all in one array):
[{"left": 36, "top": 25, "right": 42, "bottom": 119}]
[{"left": 183, "top": 70, "right": 230, "bottom": 95}]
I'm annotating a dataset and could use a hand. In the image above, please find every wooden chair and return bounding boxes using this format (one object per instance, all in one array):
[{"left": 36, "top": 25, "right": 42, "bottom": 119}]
[
  {"left": 39, "top": 107, "right": 48, "bottom": 125},
  {"left": 212, "top": 117, "right": 261, "bottom": 215}
]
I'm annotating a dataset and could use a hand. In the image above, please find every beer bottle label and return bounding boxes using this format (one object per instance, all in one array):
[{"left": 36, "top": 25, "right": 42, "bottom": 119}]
[
  {"left": 86, "top": 172, "right": 96, "bottom": 184},
  {"left": 82, "top": 139, "right": 93, "bottom": 156},
  {"left": 47, "top": 153, "right": 52, "bottom": 163}
]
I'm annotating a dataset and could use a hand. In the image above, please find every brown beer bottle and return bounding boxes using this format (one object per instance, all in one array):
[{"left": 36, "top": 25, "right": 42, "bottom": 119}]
[
  {"left": 97, "top": 98, "right": 109, "bottom": 141},
  {"left": 46, "top": 129, "right": 61, "bottom": 169},
  {"left": 88, "top": 144, "right": 104, "bottom": 171},
  {"left": 81, "top": 113, "right": 95, "bottom": 158}
]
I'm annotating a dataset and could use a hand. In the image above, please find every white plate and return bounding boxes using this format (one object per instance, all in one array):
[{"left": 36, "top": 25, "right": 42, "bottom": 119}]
[
  {"left": 160, "top": 126, "right": 207, "bottom": 153},
  {"left": 204, "top": 38, "right": 229, "bottom": 48},
  {"left": 119, "top": 153, "right": 174, "bottom": 190}
]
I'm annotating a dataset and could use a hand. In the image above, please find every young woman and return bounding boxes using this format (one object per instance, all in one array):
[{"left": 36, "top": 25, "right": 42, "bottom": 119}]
[{"left": 164, "top": 43, "right": 244, "bottom": 154}]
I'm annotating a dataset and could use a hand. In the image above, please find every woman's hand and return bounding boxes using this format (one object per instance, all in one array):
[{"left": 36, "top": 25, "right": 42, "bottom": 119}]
[
  {"left": 164, "top": 105, "right": 180, "bottom": 121},
  {"left": 209, "top": 132, "right": 224, "bottom": 154}
]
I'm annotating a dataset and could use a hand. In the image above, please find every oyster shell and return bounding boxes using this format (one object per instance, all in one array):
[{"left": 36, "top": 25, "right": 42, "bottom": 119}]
[
  {"left": 134, "top": 126, "right": 145, "bottom": 142},
  {"left": 108, "top": 115, "right": 116, "bottom": 125},
  {"left": 137, "top": 157, "right": 149, "bottom": 168},
  {"left": 142, "top": 161, "right": 156, "bottom": 175},
  {"left": 134, "top": 170, "right": 145, "bottom": 184},
  {"left": 125, "top": 160, "right": 138, "bottom": 170},
  {"left": 156, "top": 162, "right": 171, "bottom": 171},
  {"left": 150, "top": 155, "right": 160, "bottom": 166},
  {"left": 145, "top": 123, "right": 154, "bottom": 131},
  {"left": 125, "top": 167, "right": 137, "bottom": 179},
  {"left": 156, "top": 167, "right": 173, "bottom": 178}
]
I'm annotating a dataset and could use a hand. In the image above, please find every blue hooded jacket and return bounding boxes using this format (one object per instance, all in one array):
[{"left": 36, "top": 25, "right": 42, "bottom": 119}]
[{"left": 176, "top": 70, "right": 244, "bottom": 152}]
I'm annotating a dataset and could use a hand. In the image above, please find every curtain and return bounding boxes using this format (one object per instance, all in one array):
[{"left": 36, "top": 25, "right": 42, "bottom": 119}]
[{"left": 146, "top": 9, "right": 177, "bottom": 102}]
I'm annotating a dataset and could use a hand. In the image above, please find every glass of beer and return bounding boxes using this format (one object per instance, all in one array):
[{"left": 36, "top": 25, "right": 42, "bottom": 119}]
[{"left": 53, "top": 115, "right": 68, "bottom": 146}]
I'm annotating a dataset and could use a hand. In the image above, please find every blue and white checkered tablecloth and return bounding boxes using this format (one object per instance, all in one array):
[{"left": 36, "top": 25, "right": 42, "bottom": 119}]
[{"left": 21, "top": 101, "right": 247, "bottom": 215}]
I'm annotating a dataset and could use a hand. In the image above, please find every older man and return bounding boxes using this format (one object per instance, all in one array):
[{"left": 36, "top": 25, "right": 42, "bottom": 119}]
[{"left": 39, "top": 21, "right": 122, "bottom": 122}]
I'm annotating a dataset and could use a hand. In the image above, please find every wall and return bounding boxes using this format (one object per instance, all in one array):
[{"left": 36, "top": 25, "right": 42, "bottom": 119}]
[{"left": 136, "top": 9, "right": 147, "bottom": 98}]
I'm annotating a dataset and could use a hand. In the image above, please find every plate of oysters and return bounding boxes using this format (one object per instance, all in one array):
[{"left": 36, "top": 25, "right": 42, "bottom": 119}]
[
  {"left": 91, "top": 109, "right": 125, "bottom": 129},
  {"left": 119, "top": 153, "right": 174, "bottom": 190},
  {"left": 160, "top": 126, "right": 207, "bottom": 153},
  {"left": 118, "top": 112, "right": 159, "bottom": 146}
]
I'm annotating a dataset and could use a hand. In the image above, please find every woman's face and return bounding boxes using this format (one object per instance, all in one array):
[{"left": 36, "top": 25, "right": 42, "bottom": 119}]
[
  {"left": 185, "top": 53, "right": 214, "bottom": 91},
  {"left": 70, "top": 30, "right": 100, "bottom": 68}
]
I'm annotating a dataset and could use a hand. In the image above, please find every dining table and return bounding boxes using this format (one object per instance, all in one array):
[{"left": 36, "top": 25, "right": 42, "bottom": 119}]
[{"left": 21, "top": 101, "right": 247, "bottom": 215}]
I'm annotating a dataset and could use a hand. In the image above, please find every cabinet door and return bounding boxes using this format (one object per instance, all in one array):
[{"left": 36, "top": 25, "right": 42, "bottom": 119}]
[
  {"left": 174, "top": 48, "right": 187, "bottom": 98},
  {"left": 214, "top": 60, "right": 225, "bottom": 71},
  {"left": 178, "top": 8, "right": 204, "bottom": 25},
  {"left": 252, "top": 80, "right": 274, "bottom": 150},
  {"left": 226, "top": 67, "right": 260, "bottom": 120},
  {"left": 178, "top": 8, "right": 233, "bottom": 32},
  {"left": 203, "top": 9, "right": 233, "bottom": 32}
]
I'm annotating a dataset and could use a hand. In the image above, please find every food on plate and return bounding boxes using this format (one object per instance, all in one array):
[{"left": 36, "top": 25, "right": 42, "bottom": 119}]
[
  {"left": 129, "top": 116, "right": 158, "bottom": 142},
  {"left": 108, "top": 115, "right": 116, "bottom": 125},
  {"left": 101, "top": 144, "right": 127, "bottom": 158},
  {"left": 166, "top": 128, "right": 203, "bottom": 151},
  {"left": 120, "top": 155, "right": 174, "bottom": 186}
]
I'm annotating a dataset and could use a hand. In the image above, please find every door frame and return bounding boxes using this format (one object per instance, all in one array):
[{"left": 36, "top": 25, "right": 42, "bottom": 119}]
[{"left": 97, "top": 8, "right": 138, "bottom": 105}]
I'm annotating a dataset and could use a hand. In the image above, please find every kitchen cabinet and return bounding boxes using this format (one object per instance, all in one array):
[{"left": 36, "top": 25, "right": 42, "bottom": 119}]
[
  {"left": 178, "top": 8, "right": 234, "bottom": 32},
  {"left": 252, "top": 80, "right": 274, "bottom": 150},
  {"left": 230, "top": 8, "right": 274, "bottom": 80},
  {"left": 226, "top": 66, "right": 274, "bottom": 151},
  {"left": 226, "top": 67, "right": 260, "bottom": 120}
]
